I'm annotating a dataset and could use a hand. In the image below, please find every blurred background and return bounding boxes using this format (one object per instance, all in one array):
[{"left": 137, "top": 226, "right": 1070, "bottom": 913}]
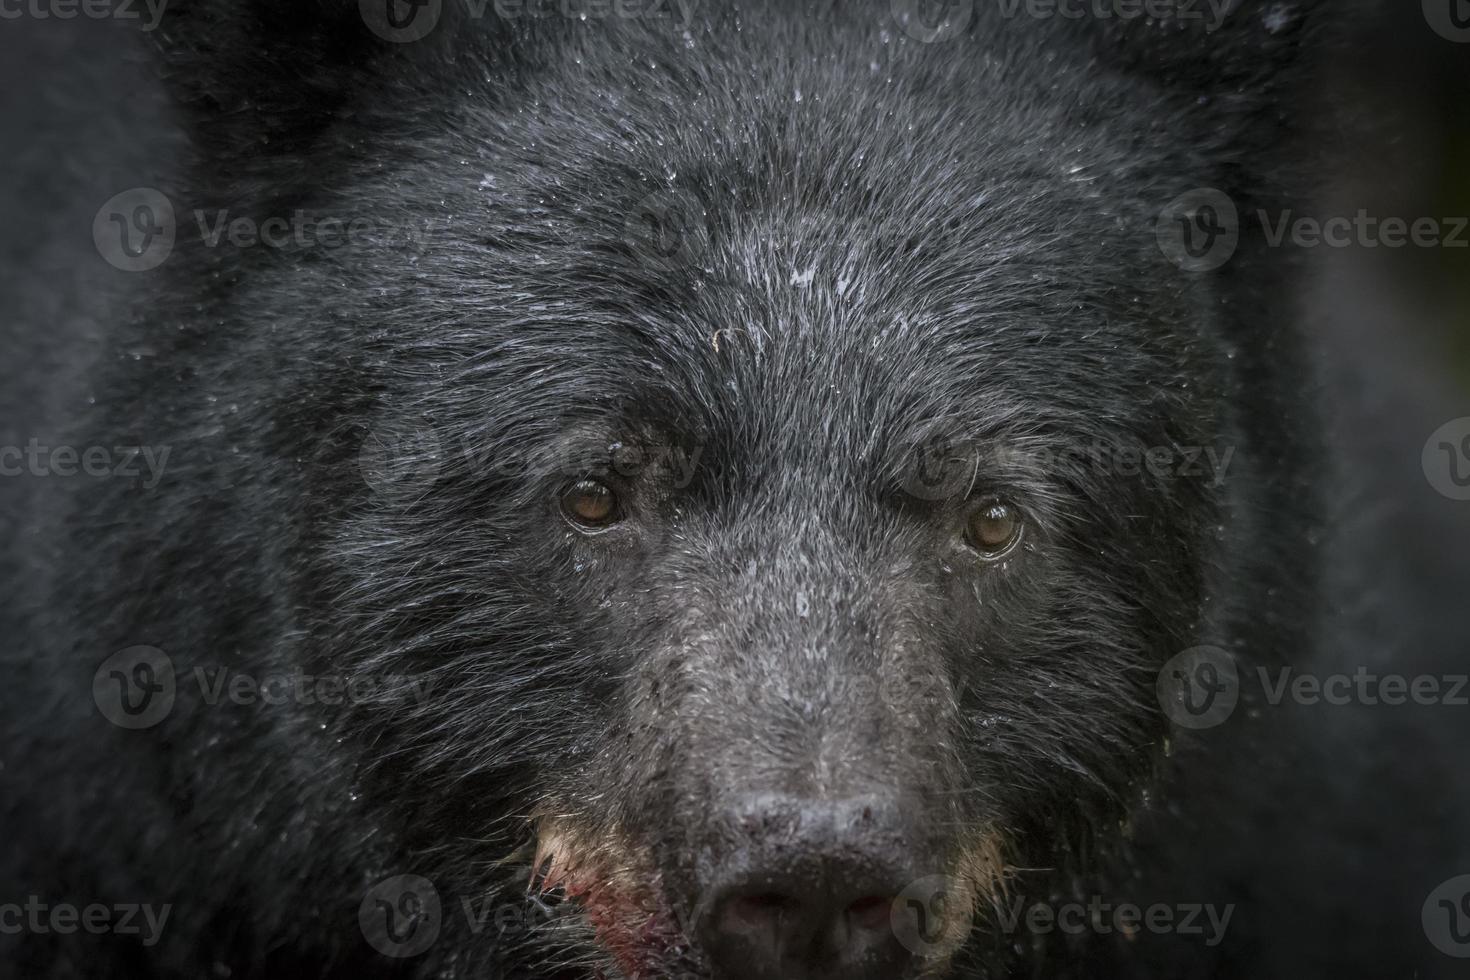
[{"left": 1329, "top": 1, "right": 1470, "bottom": 395}]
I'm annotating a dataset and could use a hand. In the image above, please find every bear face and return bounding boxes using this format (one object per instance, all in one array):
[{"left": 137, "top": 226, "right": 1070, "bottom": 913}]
[
  {"left": 1, "top": 2, "right": 1383, "bottom": 979},
  {"left": 266, "top": 9, "right": 1282, "bottom": 977}
]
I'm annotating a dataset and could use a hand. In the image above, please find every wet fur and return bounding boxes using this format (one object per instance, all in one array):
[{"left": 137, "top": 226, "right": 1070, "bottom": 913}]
[{"left": 2, "top": 2, "right": 1468, "bottom": 979}]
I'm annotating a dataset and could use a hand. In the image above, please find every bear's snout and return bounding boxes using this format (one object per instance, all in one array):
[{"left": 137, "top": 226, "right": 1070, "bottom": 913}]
[{"left": 693, "top": 792, "right": 932, "bottom": 980}]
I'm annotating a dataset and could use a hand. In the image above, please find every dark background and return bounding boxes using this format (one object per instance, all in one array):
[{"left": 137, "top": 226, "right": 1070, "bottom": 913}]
[{"left": 1330, "top": 1, "right": 1470, "bottom": 395}]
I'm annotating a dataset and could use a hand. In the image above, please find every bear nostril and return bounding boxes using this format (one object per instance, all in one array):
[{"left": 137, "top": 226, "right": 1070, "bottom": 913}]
[
  {"left": 846, "top": 895, "right": 892, "bottom": 930},
  {"left": 735, "top": 893, "right": 795, "bottom": 913},
  {"left": 725, "top": 893, "right": 799, "bottom": 928},
  {"left": 723, "top": 892, "right": 893, "bottom": 933}
]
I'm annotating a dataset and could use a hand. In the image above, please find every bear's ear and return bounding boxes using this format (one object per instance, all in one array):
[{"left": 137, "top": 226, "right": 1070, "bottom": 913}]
[
  {"left": 150, "top": 0, "right": 374, "bottom": 158},
  {"left": 1076, "top": 0, "right": 1355, "bottom": 104},
  {"left": 1063, "top": 0, "right": 1366, "bottom": 165},
  {"left": 149, "top": 0, "right": 496, "bottom": 166}
]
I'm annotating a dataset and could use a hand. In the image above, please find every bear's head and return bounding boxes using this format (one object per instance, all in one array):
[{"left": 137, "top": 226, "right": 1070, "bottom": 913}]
[{"left": 130, "top": 1, "right": 1339, "bottom": 976}]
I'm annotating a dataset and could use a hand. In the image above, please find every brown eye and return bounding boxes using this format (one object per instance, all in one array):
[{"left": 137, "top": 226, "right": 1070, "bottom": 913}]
[
  {"left": 560, "top": 479, "right": 621, "bottom": 530},
  {"left": 965, "top": 500, "right": 1021, "bottom": 556}
]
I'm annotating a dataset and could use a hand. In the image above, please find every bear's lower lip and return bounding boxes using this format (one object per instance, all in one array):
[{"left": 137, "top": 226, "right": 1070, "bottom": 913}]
[
  {"left": 576, "top": 881, "right": 689, "bottom": 979},
  {"left": 532, "top": 822, "right": 694, "bottom": 977}
]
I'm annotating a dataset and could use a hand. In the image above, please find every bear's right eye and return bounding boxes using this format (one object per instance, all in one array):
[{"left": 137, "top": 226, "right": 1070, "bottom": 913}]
[{"left": 560, "top": 479, "right": 622, "bottom": 531}]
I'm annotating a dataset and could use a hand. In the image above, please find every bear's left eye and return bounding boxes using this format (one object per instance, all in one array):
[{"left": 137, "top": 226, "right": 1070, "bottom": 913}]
[
  {"left": 560, "top": 479, "right": 622, "bottom": 531},
  {"left": 965, "top": 499, "right": 1022, "bottom": 557}
]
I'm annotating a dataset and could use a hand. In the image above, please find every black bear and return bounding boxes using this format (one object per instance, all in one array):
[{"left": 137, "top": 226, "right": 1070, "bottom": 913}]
[{"left": 2, "top": 1, "right": 1468, "bottom": 978}]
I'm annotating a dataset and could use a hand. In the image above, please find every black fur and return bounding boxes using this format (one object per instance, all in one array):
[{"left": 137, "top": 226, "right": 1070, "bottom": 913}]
[{"left": 2, "top": 1, "right": 1467, "bottom": 978}]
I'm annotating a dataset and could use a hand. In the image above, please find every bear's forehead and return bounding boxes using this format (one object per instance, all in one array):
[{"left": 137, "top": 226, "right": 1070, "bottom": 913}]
[
  {"left": 363, "top": 41, "right": 1197, "bottom": 471},
  {"left": 497, "top": 289, "right": 1115, "bottom": 489},
  {"left": 406, "top": 168, "right": 1178, "bottom": 469}
]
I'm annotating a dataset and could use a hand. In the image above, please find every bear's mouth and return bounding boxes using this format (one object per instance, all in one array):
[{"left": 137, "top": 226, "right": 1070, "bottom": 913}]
[
  {"left": 530, "top": 816, "right": 1013, "bottom": 979},
  {"left": 531, "top": 818, "right": 697, "bottom": 978}
]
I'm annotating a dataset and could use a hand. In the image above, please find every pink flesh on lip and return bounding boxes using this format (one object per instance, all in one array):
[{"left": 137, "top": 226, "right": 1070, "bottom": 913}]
[
  {"left": 533, "top": 851, "right": 686, "bottom": 978},
  {"left": 583, "top": 887, "right": 685, "bottom": 979}
]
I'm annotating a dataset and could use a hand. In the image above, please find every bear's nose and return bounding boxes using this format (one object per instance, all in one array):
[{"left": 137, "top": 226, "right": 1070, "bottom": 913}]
[{"left": 695, "top": 793, "right": 922, "bottom": 980}]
